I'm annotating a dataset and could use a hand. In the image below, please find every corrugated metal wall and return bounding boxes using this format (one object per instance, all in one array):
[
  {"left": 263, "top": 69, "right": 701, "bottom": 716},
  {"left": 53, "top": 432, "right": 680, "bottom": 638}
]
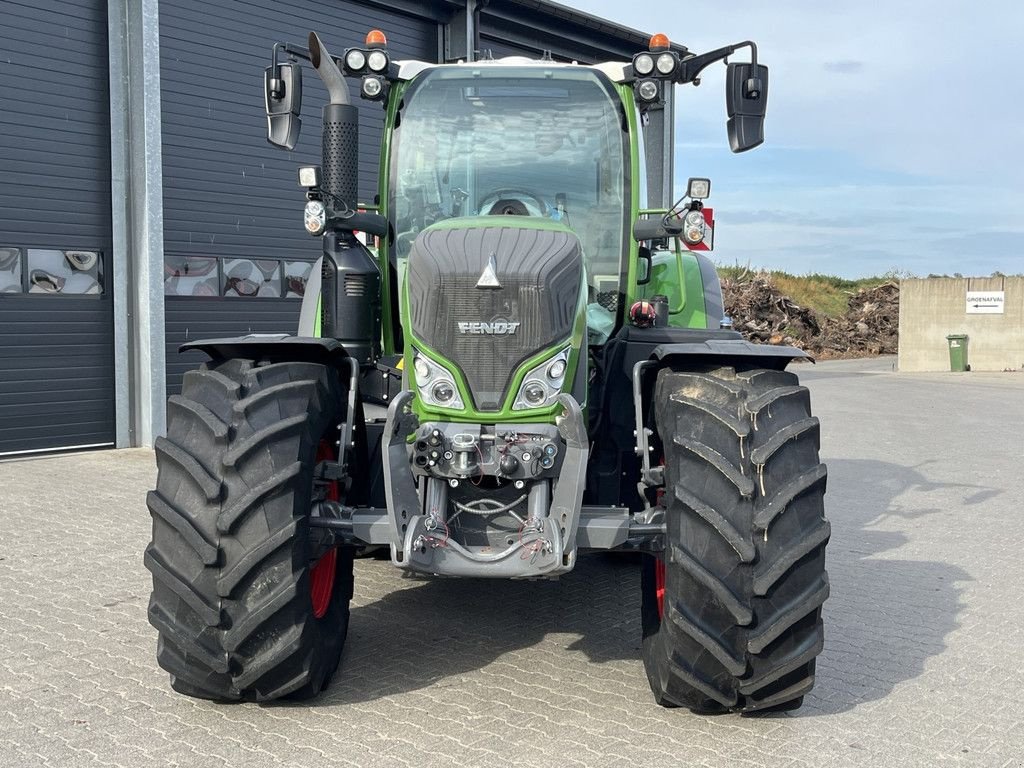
[
  {"left": 159, "top": 0, "right": 439, "bottom": 394},
  {"left": 479, "top": 0, "right": 645, "bottom": 65},
  {"left": 0, "top": 0, "right": 115, "bottom": 455}
]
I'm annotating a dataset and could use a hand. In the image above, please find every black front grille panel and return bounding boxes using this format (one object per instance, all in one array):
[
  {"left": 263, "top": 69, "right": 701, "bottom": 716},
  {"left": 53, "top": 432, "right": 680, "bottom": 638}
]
[{"left": 407, "top": 225, "right": 582, "bottom": 410}]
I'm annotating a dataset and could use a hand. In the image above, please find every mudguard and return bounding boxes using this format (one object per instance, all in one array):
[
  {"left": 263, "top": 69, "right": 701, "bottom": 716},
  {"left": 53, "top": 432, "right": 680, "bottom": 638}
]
[
  {"left": 652, "top": 338, "right": 812, "bottom": 371},
  {"left": 180, "top": 335, "right": 350, "bottom": 367}
]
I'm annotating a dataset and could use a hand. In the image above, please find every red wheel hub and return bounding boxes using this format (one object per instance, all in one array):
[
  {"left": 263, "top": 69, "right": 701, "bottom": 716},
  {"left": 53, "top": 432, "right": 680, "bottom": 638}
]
[
  {"left": 654, "top": 558, "right": 666, "bottom": 619},
  {"left": 310, "top": 439, "right": 339, "bottom": 619},
  {"left": 653, "top": 474, "right": 666, "bottom": 620}
]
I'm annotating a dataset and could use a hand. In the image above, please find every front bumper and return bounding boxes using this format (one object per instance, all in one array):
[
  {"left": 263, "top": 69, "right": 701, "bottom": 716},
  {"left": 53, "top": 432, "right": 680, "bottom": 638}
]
[{"left": 382, "top": 391, "right": 589, "bottom": 578}]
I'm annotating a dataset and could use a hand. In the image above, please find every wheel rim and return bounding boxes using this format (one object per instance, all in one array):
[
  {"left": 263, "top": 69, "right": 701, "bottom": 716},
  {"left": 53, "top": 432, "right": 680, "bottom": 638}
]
[
  {"left": 310, "top": 439, "right": 339, "bottom": 619},
  {"left": 654, "top": 558, "right": 666, "bottom": 619}
]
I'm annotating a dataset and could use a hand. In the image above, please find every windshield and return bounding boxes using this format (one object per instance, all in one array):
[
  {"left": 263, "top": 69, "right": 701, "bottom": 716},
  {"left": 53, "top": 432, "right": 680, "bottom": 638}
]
[{"left": 390, "top": 66, "right": 629, "bottom": 315}]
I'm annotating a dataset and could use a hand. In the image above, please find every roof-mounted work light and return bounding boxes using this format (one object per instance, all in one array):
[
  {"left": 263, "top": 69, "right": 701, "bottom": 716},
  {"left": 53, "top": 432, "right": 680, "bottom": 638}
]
[
  {"left": 361, "top": 75, "right": 388, "bottom": 101},
  {"left": 342, "top": 30, "right": 391, "bottom": 77},
  {"left": 633, "top": 33, "right": 679, "bottom": 82},
  {"left": 635, "top": 79, "right": 661, "bottom": 103}
]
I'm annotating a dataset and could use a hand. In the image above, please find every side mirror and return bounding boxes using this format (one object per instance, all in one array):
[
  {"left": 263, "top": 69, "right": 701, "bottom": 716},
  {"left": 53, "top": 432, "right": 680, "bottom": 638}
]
[
  {"left": 726, "top": 62, "right": 768, "bottom": 153},
  {"left": 265, "top": 63, "right": 302, "bottom": 149}
]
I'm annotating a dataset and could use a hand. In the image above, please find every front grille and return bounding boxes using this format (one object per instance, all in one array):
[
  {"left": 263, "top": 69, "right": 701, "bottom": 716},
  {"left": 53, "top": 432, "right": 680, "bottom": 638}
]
[{"left": 407, "top": 224, "right": 582, "bottom": 410}]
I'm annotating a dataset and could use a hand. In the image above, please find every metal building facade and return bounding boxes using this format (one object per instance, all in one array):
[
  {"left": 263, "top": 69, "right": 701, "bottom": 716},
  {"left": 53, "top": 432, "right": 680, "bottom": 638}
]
[
  {"left": 158, "top": 0, "right": 438, "bottom": 396},
  {"left": 0, "top": 0, "right": 116, "bottom": 455}
]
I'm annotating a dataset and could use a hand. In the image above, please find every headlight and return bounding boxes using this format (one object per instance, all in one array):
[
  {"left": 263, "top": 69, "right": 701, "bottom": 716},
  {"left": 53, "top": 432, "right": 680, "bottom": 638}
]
[
  {"left": 412, "top": 351, "right": 464, "bottom": 409},
  {"left": 513, "top": 347, "right": 570, "bottom": 411},
  {"left": 413, "top": 356, "right": 430, "bottom": 380},
  {"left": 522, "top": 381, "right": 546, "bottom": 405},
  {"left": 656, "top": 52, "right": 676, "bottom": 75},
  {"left": 345, "top": 49, "right": 366, "bottom": 71},
  {"left": 431, "top": 381, "right": 456, "bottom": 404},
  {"left": 366, "top": 50, "right": 388, "bottom": 72},
  {"left": 303, "top": 200, "right": 326, "bottom": 235},
  {"left": 637, "top": 79, "right": 660, "bottom": 102},
  {"left": 633, "top": 53, "right": 654, "bottom": 76},
  {"left": 682, "top": 209, "right": 705, "bottom": 244},
  {"left": 684, "top": 226, "right": 704, "bottom": 244},
  {"left": 361, "top": 76, "right": 384, "bottom": 99}
]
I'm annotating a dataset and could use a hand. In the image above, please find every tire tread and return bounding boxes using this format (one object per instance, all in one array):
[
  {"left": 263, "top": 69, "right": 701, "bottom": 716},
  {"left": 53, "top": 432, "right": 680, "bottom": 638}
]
[{"left": 642, "top": 366, "right": 829, "bottom": 713}]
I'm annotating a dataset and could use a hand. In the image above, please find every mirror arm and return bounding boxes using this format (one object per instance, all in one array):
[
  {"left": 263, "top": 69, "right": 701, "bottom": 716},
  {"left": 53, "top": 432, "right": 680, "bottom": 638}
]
[
  {"left": 268, "top": 42, "right": 312, "bottom": 102},
  {"left": 677, "top": 41, "right": 757, "bottom": 84},
  {"left": 273, "top": 41, "right": 313, "bottom": 66}
]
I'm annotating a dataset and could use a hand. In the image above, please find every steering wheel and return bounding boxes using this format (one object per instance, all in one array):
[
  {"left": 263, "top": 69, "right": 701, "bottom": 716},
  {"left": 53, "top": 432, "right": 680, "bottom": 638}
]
[{"left": 478, "top": 188, "right": 547, "bottom": 217}]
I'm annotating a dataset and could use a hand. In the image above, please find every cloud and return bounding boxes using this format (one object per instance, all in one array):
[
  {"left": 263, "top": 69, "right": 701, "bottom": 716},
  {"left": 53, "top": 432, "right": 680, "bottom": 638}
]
[
  {"left": 572, "top": 0, "right": 1024, "bottom": 182},
  {"left": 562, "top": 0, "right": 1024, "bottom": 276},
  {"left": 822, "top": 60, "right": 863, "bottom": 74}
]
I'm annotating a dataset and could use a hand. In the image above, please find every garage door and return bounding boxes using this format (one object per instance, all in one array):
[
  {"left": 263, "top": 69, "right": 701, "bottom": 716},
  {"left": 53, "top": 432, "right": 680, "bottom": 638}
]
[
  {"left": 159, "top": 0, "right": 439, "bottom": 395},
  {"left": 0, "top": 1, "right": 115, "bottom": 456}
]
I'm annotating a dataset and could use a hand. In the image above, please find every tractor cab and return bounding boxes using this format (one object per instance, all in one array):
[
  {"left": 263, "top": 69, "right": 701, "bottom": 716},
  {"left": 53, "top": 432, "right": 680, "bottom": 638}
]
[{"left": 388, "top": 62, "right": 629, "bottom": 338}]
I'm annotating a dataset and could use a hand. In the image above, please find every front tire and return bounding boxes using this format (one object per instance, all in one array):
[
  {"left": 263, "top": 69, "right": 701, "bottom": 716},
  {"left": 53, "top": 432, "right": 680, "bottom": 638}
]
[
  {"left": 641, "top": 366, "right": 829, "bottom": 713},
  {"left": 145, "top": 359, "right": 354, "bottom": 702}
]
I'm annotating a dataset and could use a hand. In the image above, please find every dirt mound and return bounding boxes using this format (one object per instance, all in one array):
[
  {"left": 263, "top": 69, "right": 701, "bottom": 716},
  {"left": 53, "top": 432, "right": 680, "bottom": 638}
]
[{"left": 721, "top": 273, "right": 899, "bottom": 358}]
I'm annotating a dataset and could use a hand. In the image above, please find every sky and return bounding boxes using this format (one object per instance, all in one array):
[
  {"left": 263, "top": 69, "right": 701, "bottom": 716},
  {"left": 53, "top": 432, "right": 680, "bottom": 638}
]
[{"left": 563, "top": 0, "right": 1024, "bottom": 278}]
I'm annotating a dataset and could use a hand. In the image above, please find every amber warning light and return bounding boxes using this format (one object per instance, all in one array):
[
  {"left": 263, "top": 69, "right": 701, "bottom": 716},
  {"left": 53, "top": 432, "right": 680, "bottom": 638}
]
[
  {"left": 365, "top": 29, "right": 387, "bottom": 47},
  {"left": 649, "top": 33, "right": 670, "bottom": 51}
]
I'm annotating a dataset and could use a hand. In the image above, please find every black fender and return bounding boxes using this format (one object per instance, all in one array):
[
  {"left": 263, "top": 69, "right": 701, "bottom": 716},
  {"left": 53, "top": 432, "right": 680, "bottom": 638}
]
[
  {"left": 181, "top": 334, "right": 352, "bottom": 369},
  {"left": 586, "top": 326, "right": 810, "bottom": 508},
  {"left": 652, "top": 338, "right": 812, "bottom": 372},
  {"left": 626, "top": 336, "right": 810, "bottom": 488}
]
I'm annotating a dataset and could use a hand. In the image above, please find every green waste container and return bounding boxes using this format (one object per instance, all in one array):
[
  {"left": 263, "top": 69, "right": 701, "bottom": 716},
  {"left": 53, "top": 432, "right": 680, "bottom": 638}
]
[{"left": 946, "top": 334, "right": 969, "bottom": 372}]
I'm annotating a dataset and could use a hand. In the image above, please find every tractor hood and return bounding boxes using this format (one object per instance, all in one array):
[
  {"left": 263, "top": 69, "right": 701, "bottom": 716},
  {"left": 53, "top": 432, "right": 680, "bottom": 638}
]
[{"left": 406, "top": 217, "right": 583, "bottom": 411}]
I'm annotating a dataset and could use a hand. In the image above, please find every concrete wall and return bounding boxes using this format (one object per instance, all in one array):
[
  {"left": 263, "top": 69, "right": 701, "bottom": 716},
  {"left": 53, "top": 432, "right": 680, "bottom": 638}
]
[{"left": 898, "top": 277, "right": 1024, "bottom": 371}]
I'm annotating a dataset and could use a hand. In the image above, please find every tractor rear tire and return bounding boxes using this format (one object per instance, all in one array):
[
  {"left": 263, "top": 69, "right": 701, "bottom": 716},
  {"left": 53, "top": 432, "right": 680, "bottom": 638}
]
[
  {"left": 641, "top": 366, "right": 829, "bottom": 713},
  {"left": 145, "top": 358, "right": 354, "bottom": 702}
]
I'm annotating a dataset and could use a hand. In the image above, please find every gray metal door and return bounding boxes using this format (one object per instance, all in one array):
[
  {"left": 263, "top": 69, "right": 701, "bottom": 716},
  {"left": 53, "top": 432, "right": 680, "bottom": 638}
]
[
  {"left": 159, "top": 0, "right": 439, "bottom": 394},
  {"left": 0, "top": 1, "right": 115, "bottom": 456}
]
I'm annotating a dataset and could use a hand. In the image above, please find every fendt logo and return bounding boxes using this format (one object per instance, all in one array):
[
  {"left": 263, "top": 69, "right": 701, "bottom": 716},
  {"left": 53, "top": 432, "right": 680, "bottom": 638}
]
[{"left": 457, "top": 321, "right": 521, "bottom": 335}]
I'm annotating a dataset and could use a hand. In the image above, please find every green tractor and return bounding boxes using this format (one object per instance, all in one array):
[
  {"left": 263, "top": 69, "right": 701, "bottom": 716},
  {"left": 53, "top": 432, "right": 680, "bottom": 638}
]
[{"left": 145, "top": 27, "right": 829, "bottom": 713}]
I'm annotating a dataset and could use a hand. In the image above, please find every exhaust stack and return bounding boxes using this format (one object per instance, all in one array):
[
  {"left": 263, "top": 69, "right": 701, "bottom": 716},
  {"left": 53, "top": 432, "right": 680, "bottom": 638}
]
[{"left": 307, "top": 32, "right": 358, "bottom": 213}]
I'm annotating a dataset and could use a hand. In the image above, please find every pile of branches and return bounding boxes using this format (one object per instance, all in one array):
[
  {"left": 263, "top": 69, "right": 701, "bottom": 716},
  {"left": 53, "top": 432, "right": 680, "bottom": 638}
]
[
  {"left": 816, "top": 282, "right": 900, "bottom": 356},
  {"left": 720, "top": 271, "right": 900, "bottom": 358},
  {"left": 720, "top": 272, "right": 820, "bottom": 348}
]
